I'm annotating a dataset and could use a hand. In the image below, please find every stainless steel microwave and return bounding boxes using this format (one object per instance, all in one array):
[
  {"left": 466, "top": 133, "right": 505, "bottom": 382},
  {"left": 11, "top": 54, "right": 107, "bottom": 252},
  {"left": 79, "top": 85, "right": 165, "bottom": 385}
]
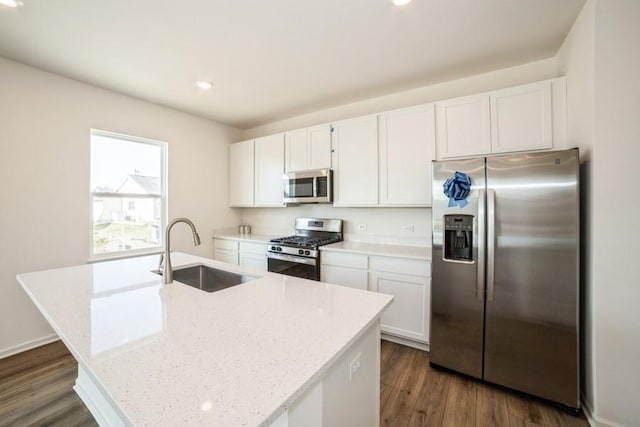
[{"left": 283, "top": 169, "right": 333, "bottom": 204}]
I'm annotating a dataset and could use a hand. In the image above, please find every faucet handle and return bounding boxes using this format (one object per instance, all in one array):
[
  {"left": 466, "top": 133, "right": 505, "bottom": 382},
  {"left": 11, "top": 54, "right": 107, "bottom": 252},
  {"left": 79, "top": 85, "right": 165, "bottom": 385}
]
[{"left": 158, "top": 253, "right": 164, "bottom": 269}]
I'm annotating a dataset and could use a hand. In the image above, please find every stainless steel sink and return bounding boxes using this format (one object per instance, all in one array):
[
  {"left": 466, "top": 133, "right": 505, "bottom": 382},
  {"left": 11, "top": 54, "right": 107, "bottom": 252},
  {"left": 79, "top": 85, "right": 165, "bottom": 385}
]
[{"left": 153, "top": 265, "right": 256, "bottom": 293}]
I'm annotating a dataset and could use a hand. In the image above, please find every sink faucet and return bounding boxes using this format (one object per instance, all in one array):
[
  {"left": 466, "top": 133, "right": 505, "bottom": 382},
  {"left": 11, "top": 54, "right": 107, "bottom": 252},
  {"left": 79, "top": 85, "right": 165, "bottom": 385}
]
[{"left": 161, "top": 217, "right": 201, "bottom": 284}]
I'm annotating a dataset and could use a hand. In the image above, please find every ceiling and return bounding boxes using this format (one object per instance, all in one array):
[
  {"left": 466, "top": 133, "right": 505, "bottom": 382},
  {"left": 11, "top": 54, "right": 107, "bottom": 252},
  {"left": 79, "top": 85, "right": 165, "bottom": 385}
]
[{"left": 0, "top": 0, "right": 585, "bottom": 129}]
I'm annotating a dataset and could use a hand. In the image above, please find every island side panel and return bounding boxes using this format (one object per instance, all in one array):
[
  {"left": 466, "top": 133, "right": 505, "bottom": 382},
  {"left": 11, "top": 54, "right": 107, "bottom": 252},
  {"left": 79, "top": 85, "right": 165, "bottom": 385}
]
[{"left": 287, "top": 321, "right": 380, "bottom": 427}]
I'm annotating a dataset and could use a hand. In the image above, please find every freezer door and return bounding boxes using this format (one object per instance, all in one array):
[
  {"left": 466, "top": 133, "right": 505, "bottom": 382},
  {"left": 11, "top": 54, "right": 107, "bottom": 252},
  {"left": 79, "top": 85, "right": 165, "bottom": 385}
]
[
  {"left": 430, "top": 157, "right": 486, "bottom": 378},
  {"left": 484, "top": 149, "right": 579, "bottom": 408}
]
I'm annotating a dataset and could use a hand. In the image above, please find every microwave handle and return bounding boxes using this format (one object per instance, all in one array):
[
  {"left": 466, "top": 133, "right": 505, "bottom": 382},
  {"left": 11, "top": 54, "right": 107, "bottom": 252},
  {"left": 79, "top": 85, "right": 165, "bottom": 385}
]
[{"left": 312, "top": 176, "right": 318, "bottom": 198}]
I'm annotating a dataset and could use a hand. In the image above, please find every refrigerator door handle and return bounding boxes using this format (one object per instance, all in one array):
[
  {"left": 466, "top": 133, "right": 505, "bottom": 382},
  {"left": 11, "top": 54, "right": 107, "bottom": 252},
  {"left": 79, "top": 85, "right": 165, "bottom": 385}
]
[
  {"left": 476, "top": 190, "right": 485, "bottom": 301},
  {"left": 487, "top": 189, "right": 496, "bottom": 302}
]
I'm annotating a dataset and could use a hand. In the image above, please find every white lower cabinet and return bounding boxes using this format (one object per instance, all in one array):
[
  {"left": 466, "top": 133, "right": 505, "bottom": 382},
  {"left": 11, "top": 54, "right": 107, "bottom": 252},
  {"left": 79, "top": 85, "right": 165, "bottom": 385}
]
[
  {"left": 321, "top": 265, "right": 368, "bottom": 291},
  {"left": 321, "top": 250, "right": 431, "bottom": 345},
  {"left": 370, "top": 271, "right": 430, "bottom": 343},
  {"left": 239, "top": 241, "right": 268, "bottom": 271},
  {"left": 214, "top": 239, "right": 239, "bottom": 265},
  {"left": 213, "top": 239, "right": 268, "bottom": 271},
  {"left": 320, "top": 252, "right": 368, "bottom": 290}
]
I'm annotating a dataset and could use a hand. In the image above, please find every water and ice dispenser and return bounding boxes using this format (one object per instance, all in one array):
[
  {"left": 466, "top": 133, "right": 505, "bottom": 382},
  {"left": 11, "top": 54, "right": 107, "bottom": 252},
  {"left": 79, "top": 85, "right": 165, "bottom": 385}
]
[{"left": 443, "top": 215, "right": 474, "bottom": 261}]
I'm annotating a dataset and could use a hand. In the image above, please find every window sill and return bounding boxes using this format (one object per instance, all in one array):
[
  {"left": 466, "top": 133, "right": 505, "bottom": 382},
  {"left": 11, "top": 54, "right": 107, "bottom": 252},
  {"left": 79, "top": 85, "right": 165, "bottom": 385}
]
[{"left": 88, "top": 248, "right": 163, "bottom": 264}]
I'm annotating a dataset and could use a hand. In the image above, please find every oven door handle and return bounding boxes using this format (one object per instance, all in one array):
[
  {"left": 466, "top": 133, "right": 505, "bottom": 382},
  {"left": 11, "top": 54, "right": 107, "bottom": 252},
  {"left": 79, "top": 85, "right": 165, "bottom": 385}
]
[{"left": 267, "top": 252, "right": 317, "bottom": 266}]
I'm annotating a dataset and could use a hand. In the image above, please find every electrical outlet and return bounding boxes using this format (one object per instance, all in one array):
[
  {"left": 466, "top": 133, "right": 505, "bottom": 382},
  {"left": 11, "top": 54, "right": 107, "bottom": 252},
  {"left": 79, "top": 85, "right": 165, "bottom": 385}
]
[
  {"left": 350, "top": 352, "right": 362, "bottom": 381},
  {"left": 401, "top": 225, "right": 415, "bottom": 233},
  {"left": 358, "top": 223, "right": 367, "bottom": 232}
]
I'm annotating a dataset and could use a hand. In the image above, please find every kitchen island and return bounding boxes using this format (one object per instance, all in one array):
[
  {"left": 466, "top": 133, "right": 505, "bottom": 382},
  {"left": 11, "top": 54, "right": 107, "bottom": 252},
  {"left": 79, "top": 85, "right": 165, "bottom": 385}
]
[{"left": 17, "top": 253, "right": 393, "bottom": 426}]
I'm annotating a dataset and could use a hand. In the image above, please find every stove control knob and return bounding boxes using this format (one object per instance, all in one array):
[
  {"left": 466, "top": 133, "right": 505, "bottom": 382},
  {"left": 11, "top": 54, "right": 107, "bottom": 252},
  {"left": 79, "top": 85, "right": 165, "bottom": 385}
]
[
  {"left": 305, "top": 250, "right": 310, "bottom": 255},
  {"left": 270, "top": 246, "right": 276, "bottom": 251},
  {"left": 277, "top": 247, "right": 282, "bottom": 252},
  {"left": 298, "top": 249, "right": 304, "bottom": 255}
]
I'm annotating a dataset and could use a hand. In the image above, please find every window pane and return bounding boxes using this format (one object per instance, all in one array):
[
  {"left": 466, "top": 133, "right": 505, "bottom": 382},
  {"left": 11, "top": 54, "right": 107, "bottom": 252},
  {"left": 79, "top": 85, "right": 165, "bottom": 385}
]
[
  {"left": 91, "top": 134, "right": 162, "bottom": 192},
  {"left": 92, "top": 196, "right": 162, "bottom": 254},
  {"left": 91, "top": 131, "right": 165, "bottom": 256}
]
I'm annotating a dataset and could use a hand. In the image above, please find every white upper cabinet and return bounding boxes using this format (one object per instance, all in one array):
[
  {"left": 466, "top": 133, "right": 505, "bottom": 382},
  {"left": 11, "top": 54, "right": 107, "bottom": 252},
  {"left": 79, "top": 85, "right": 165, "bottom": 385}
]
[
  {"left": 331, "top": 115, "right": 379, "bottom": 206},
  {"left": 229, "top": 134, "right": 284, "bottom": 207},
  {"left": 436, "top": 78, "right": 566, "bottom": 159},
  {"left": 378, "top": 104, "right": 436, "bottom": 206},
  {"left": 436, "top": 93, "right": 491, "bottom": 159},
  {"left": 254, "top": 133, "right": 285, "bottom": 207},
  {"left": 229, "top": 139, "right": 254, "bottom": 207},
  {"left": 284, "top": 128, "right": 307, "bottom": 172},
  {"left": 490, "top": 81, "right": 552, "bottom": 154},
  {"left": 284, "top": 124, "right": 332, "bottom": 172}
]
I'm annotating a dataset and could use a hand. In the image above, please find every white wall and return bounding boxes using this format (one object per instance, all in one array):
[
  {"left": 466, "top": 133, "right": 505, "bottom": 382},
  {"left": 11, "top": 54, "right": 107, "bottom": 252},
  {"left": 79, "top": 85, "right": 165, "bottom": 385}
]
[
  {"left": 241, "top": 206, "right": 431, "bottom": 247},
  {"left": 591, "top": 1, "right": 640, "bottom": 425},
  {"left": 557, "top": 1, "right": 640, "bottom": 426},
  {"left": 243, "top": 57, "right": 559, "bottom": 138},
  {"left": 0, "top": 57, "right": 241, "bottom": 357},
  {"left": 556, "top": 0, "right": 597, "bottom": 417}
]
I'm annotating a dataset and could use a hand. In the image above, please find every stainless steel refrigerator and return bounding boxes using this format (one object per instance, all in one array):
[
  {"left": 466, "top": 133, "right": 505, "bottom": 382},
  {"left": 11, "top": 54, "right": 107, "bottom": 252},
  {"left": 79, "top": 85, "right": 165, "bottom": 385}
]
[{"left": 431, "top": 148, "right": 580, "bottom": 411}]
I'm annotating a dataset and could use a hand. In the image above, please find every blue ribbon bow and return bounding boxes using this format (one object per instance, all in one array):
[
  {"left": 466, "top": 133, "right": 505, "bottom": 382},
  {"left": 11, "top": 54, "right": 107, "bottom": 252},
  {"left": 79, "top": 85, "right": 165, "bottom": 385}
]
[{"left": 443, "top": 172, "right": 471, "bottom": 208}]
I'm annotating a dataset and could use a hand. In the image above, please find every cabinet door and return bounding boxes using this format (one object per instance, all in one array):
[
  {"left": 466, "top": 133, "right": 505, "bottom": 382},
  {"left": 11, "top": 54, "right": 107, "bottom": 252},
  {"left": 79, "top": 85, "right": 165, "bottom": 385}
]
[
  {"left": 370, "top": 271, "right": 429, "bottom": 343},
  {"left": 229, "top": 140, "right": 254, "bottom": 207},
  {"left": 490, "top": 81, "right": 552, "bottom": 154},
  {"left": 215, "top": 249, "right": 239, "bottom": 265},
  {"left": 332, "top": 115, "right": 379, "bottom": 206},
  {"left": 308, "top": 124, "right": 331, "bottom": 170},
  {"left": 240, "top": 253, "right": 268, "bottom": 271},
  {"left": 379, "top": 104, "right": 435, "bottom": 206},
  {"left": 254, "top": 134, "right": 285, "bottom": 207},
  {"left": 321, "top": 265, "right": 368, "bottom": 290},
  {"left": 284, "top": 128, "right": 308, "bottom": 173},
  {"left": 436, "top": 94, "right": 491, "bottom": 159}
]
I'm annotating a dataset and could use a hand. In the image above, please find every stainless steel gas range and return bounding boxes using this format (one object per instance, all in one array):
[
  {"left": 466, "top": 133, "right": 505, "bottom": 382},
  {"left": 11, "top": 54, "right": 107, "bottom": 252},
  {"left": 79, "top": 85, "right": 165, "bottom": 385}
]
[{"left": 267, "top": 218, "right": 343, "bottom": 281}]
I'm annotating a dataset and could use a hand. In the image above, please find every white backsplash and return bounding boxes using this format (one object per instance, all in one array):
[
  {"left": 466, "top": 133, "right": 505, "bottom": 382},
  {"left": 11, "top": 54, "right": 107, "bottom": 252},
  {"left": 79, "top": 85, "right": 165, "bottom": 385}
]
[{"left": 240, "top": 205, "right": 432, "bottom": 247}]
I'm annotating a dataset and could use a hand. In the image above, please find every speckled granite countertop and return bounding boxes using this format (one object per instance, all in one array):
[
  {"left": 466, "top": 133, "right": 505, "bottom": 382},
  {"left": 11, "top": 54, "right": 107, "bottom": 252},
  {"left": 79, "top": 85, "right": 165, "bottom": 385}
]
[
  {"left": 321, "top": 241, "right": 432, "bottom": 261},
  {"left": 214, "top": 233, "right": 277, "bottom": 244},
  {"left": 17, "top": 253, "right": 392, "bottom": 426}
]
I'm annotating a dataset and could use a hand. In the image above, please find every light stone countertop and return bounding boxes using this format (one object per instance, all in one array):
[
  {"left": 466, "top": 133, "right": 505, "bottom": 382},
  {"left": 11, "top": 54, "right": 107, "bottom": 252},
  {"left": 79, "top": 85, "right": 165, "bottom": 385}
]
[
  {"left": 214, "top": 233, "right": 279, "bottom": 244},
  {"left": 321, "top": 241, "right": 432, "bottom": 261},
  {"left": 214, "top": 232, "right": 432, "bottom": 261},
  {"left": 17, "top": 252, "right": 393, "bottom": 427}
]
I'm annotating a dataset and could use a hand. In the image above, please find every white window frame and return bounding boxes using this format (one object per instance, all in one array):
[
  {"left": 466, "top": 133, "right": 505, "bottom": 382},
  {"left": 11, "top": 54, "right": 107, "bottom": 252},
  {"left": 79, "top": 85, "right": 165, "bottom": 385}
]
[{"left": 89, "top": 129, "right": 168, "bottom": 261}]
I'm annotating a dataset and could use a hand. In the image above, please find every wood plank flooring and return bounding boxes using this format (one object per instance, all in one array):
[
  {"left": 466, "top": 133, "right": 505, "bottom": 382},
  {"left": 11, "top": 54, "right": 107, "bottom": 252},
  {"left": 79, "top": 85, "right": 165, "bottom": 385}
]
[
  {"left": 380, "top": 340, "right": 589, "bottom": 427},
  {"left": 0, "top": 341, "right": 96, "bottom": 427},
  {"left": 1, "top": 340, "right": 588, "bottom": 426}
]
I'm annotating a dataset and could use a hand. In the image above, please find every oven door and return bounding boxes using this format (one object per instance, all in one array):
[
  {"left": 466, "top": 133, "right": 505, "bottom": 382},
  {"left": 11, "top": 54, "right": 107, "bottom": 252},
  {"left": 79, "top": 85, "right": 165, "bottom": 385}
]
[{"left": 267, "top": 252, "right": 319, "bottom": 281}]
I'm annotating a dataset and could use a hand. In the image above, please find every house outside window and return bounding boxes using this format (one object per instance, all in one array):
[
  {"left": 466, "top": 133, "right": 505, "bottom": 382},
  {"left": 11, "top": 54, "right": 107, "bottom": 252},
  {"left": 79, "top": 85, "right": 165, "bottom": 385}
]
[{"left": 90, "top": 129, "right": 167, "bottom": 258}]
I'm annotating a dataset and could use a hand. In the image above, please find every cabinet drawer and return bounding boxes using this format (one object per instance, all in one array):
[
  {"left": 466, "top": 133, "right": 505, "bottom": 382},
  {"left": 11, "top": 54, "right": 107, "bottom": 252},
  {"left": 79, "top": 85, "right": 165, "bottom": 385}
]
[
  {"left": 369, "top": 256, "right": 430, "bottom": 277},
  {"left": 215, "top": 249, "right": 239, "bottom": 265},
  {"left": 321, "top": 265, "right": 368, "bottom": 291},
  {"left": 320, "top": 251, "right": 368, "bottom": 269},
  {"left": 239, "top": 241, "right": 267, "bottom": 255},
  {"left": 215, "top": 239, "right": 239, "bottom": 251}
]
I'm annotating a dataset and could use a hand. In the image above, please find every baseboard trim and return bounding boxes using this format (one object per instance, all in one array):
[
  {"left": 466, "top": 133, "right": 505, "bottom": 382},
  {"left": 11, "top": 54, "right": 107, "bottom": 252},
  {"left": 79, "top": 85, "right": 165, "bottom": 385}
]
[
  {"left": 581, "top": 392, "right": 626, "bottom": 427},
  {"left": 0, "top": 333, "right": 59, "bottom": 359},
  {"left": 381, "top": 333, "right": 429, "bottom": 352}
]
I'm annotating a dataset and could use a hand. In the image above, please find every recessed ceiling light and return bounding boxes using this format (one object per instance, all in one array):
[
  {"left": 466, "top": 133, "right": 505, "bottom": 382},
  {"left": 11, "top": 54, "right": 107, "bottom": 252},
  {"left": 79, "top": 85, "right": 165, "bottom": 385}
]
[
  {"left": 392, "top": 0, "right": 413, "bottom": 6},
  {"left": 0, "top": 0, "right": 24, "bottom": 7},
  {"left": 195, "top": 80, "right": 213, "bottom": 90}
]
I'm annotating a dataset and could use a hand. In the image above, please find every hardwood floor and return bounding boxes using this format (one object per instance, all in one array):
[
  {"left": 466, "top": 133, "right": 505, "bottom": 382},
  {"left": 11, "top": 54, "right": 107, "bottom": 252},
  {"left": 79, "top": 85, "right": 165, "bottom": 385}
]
[
  {"left": 380, "top": 340, "right": 589, "bottom": 427},
  {"left": 1, "top": 340, "right": 588, "bottom": 427},
  {"left": 0, "top": 341, "right": 96, "bottom": 427}
]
